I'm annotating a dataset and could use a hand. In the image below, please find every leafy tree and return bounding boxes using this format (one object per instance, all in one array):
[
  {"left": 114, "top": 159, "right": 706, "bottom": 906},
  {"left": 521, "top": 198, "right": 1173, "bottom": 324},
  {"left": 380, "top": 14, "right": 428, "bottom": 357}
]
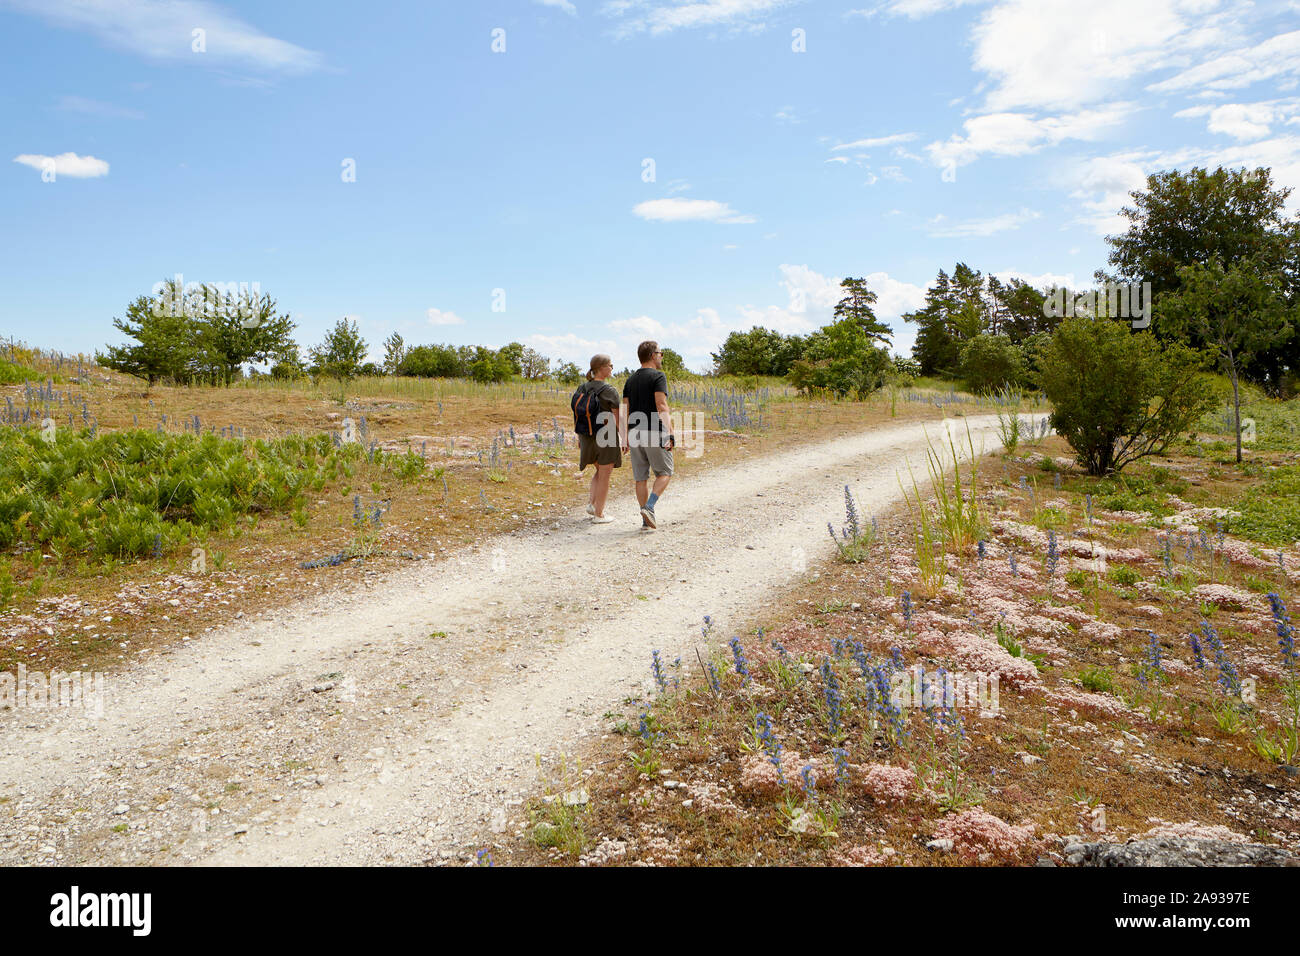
[
  {"left": 467, "top": 346, "right": 512, "bottom": 383},
  {"left": 1158, "top": 257, "right": 1295, "bottom": 462},
  {"left": 383, "top": 332, "right": 406, "bottom": 374},
  {"left": 99, "top": 291, "right": 200, "bottom": 385},
  {"left": 789, "top": 318, "right": 890, "bottom": 399},
  {"left": 1104, "top": 166, "right": 1300, "bottom": 388},
  {"left": 309, "top": 318, "right": 368, "bottom": 380},
  {"left": 194, "top": 283, "right": 297, "bottom": 386},
  {"left": 498, "top": 342, "right": 525, "bottom": 376},
  {"left": 399, "top": 344, "right": 464, "bottom": 378},
  {"left": 660, "top": 347, "right": 688, "bottom": 378},
  {"left": 834, "top": 277, "right": 892, "bottom": 345},
  {"left": 960, "top": 333, "right": 1023, "bottom": 394},
  {"left": 519, "top": 346, "right": 550, "bottom": 380},
  {"left": 711, "top": 326, "right": 804, "bottom": 376},
  {"left": 554, "top": 361, "right": 582, "bottom": 385},
  {"left": 1038, "top": 316, "right": 1216, "bottom": 475},
  {"left": 99, "top": 278, "right": 297, "bottom": 386}
]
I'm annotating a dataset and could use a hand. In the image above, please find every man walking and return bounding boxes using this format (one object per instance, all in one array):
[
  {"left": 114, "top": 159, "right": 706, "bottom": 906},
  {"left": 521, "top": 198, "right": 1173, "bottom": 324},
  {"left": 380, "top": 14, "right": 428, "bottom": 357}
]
[{"left": 620, "top": 340, "right": 675, "bottom": 529}]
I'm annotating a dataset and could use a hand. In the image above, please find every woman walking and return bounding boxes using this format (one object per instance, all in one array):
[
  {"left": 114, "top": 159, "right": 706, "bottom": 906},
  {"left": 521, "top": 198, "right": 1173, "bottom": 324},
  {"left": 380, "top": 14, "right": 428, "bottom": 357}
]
[{"left": 571, "top": 353, "right": 622, "bottom": 523}]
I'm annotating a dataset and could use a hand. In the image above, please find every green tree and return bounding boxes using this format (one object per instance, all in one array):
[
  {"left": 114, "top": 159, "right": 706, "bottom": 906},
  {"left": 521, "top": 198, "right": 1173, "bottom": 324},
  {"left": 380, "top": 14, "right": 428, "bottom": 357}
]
[
  {"left": 789, "top": 318, "right": 890, "bottom": 399},
  {"left": 383, "top": 332, "right": 406, "bottom": 374},
  {"left": 904, "top": 264, "right": 987, "bottom": 376},
  {"left": 1038, "top": 316, "right": 1216, "bottom": 475},
  {"left": 711, "top": 326, "right": 804, "bottom": 376},
  {"left": 1158, "top": 257, "right": 1295, "bottom": 462},
  {"left": 554, "top": 361, "right": 582, "bottom": 385},
  {"left": 1104, "top": 166, "right": 1300, "bottom": 388},
  {"left": 467, "top": 346, "right": 512, "bottom": 383},
  {"left": 960, "top": 333, "right": 1024, "bottom": 394},
  {"left": 660, "top": 347, "right": 687, "bottom": 378},
  {"left": 497, "top": 342, "right": 525, "bottom": 376},
  {"left": 834, "top": 277, "right": 892, "bottom": 345},
  {"left": 309, "top": 319, "right": 368, "bottom": 380},
  {"left": 99, "top": 287, "right": 199, "bottom": 385},
  {"left": 519, "top": 346, "right": 550, "bottom": 380},
  {"left": 194, "top": 283, "right": 297, "bottom": 386}
]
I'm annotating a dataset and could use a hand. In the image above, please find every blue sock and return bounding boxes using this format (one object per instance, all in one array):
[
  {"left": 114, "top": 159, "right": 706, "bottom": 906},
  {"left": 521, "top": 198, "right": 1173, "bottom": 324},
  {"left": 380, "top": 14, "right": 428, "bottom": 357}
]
[{"left": 645, "top": 492, "right": 659, "bottom": 511}]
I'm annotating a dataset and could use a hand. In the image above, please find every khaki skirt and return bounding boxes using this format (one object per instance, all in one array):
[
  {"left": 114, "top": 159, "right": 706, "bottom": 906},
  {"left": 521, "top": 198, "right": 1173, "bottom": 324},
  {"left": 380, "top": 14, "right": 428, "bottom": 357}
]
[{"left": 578, "top": 433, "right": 622, "bottom": 469}]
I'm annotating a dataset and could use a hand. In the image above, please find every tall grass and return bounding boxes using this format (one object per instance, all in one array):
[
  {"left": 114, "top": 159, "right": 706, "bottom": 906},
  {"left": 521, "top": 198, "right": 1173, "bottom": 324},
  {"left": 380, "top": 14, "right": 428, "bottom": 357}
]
[{"left": 925, "top": 421, "right": 984, "bottom": 551}]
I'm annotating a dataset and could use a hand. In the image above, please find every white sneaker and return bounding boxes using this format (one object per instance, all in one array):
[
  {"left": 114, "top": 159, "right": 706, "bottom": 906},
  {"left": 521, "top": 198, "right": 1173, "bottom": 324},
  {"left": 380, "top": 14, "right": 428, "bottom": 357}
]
[
  {"left": 591, "top": 514, "right": 613, "bottom": 524},
  {"left": 640, "top": 507, "right": 657, "bottom": 529},
  {"left": 586, "top": 503, "right": 597, "bottom": 516}
]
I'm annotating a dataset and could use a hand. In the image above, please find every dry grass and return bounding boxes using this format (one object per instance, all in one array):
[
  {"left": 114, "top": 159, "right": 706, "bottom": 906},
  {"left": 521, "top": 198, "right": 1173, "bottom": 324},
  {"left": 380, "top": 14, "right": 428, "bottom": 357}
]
[{"left": 0, "top": 366, "right": 967, "bottom": 675}]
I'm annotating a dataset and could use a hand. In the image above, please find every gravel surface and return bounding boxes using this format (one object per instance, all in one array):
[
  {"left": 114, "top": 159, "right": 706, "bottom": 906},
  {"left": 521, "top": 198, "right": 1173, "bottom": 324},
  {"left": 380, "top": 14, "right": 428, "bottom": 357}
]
[{"left": 0, "top": 416, "right": 1000, "bottom": 865}]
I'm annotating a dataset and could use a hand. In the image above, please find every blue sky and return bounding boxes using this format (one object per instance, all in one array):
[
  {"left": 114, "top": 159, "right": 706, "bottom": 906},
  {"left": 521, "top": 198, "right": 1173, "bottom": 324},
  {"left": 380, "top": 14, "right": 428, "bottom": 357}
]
[{"left": 4, "top": 0, "right": 1300, "bottom": 371}]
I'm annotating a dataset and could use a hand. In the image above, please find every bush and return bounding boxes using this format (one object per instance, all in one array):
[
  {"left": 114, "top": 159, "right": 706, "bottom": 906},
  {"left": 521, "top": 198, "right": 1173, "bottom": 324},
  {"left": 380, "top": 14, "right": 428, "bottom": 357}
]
[
  {"left": 960, "top": 333, "right": 1023, "bottom": 393},
  {"left": 1038, "top": 317, "right": 1216, "bottom": 475}
]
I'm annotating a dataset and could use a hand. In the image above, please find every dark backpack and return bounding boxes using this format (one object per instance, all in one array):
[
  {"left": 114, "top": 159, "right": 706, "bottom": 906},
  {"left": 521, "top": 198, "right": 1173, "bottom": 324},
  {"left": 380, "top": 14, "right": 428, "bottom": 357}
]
[{"left": 571, "top": 381, "right": 609, "bottom": 436}]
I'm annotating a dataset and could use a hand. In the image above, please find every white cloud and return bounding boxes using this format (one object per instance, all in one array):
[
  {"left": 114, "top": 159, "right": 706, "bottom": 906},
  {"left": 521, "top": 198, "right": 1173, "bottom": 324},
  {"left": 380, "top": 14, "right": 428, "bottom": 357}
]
[
  {"left": 604, "top": 0, "right": 795, "bottom": 36},
  {"left": 536, "top": 0, "right": 578, "bottom": 14},
  {"left": 925, "top": 105, "right": 1134, "bottom": 169},
  {"left": 426, "top": 308, "right": 465, "bottom": 326},
  {"left": 632, "top": 197, "right": 756, "bottom": 223},
  {"left": 926, "top": 207, "right": 1040, "bottom": 237},
  {"left": 868, "top": 0, "right": 987, "bottom": 17},
  {"left": 1149, "top": 29, "right": 1300, "bottom": 95},
  {"left": 992, "top": 268, "right": 1080, "bottom": 291},
  {"left": 971, "top": 0, "right": 1221, "bottom": 113},
  {"left": 1176, "top": 99, "right": 1300, "bottom": 140},
  {"left": 526, "top": 332, "right": 619, "bottom": 366},
  {"left": 1066, "top": 154, "right": 1150, "bottom": 234},
  {"left": 13, "top": 152, "right": 109, "bottom": 178},
  {"left": 4, "top": 0, "right": 324, "bottom": 74},
  {"left": 831, "top": 132, "right": 917, "bottom": 151}
]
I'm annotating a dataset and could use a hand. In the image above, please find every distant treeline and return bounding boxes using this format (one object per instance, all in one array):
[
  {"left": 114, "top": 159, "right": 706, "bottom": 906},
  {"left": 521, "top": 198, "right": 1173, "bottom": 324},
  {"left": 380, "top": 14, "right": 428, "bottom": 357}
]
[{"left": 716, "top": 166, "right": 1300, "bottom": 399}]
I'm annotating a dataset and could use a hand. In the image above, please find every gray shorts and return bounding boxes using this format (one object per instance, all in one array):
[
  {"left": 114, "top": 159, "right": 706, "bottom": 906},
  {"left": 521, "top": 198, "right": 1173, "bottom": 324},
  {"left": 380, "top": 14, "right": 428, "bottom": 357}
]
[{"left": 630, "top": 443, "right": 674, "bottom": 481}]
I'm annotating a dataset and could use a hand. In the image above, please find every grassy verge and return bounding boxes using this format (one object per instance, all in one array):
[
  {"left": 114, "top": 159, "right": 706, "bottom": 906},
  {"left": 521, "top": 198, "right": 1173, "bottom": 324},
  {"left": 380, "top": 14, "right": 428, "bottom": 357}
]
[{"left": 498, "top": 432, "right": 1300, "bottom": 866}]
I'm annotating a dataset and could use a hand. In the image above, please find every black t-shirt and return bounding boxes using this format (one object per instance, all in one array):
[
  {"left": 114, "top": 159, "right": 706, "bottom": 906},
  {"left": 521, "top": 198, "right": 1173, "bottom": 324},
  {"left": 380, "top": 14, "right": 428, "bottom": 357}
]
[{"left": 622, "top": 367, "right": 669, "bottom": 443}]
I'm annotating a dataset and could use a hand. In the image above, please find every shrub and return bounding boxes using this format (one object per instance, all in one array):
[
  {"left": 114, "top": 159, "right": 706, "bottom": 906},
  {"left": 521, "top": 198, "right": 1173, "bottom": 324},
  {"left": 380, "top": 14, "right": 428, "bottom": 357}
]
[
  {"left": 1038, "top": 317, "right": 1216, "bottom": 475},
  {"left": 960, "top": 333, "right": 1024, "bottom": 394}
]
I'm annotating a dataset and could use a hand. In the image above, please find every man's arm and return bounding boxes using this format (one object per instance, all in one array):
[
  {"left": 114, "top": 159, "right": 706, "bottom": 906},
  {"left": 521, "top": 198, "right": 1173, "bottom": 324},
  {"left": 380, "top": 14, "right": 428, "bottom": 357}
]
[{"left": 655, "top": 390, "right": 674, "bottom": 448}]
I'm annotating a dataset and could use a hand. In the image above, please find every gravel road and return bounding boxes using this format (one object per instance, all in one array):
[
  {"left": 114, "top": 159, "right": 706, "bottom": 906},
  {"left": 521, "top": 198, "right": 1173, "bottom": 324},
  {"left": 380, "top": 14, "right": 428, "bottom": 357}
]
[{"left": 0, "top": 415, "right": 1000, "bottom": 865}]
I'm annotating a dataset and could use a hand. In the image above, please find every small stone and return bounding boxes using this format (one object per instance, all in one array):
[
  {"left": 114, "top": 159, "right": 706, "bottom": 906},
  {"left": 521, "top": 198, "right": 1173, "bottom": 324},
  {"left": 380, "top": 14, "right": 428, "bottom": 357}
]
[
  {"left": 926, "top": 838, "right": 954, "bottom": 852},
  {"left": 113, "top": 804, "right": 129, "bottom": 815}
]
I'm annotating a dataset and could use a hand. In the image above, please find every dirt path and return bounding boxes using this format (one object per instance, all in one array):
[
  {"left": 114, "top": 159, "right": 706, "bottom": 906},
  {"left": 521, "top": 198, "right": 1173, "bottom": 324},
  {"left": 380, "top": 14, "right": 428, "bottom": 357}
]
[{"left": 0, "top": 415, "right": 1001, "bottom": 865}]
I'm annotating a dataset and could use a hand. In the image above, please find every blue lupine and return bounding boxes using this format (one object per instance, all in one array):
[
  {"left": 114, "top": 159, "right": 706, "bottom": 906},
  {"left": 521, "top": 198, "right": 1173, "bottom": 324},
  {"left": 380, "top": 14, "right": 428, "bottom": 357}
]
[
  {"left": 799, "top": 765, "right": 817, "bottom": 800},
  {"left": 651, "top": 650, "right": 667, "bottom": 693},
  {"left": 977, "top": 539, "right": 986, "bottom": 560},
  {"left": 844, "top": 485, "right": 861, "bottom": 540},
  {"left": 1268, "top": 593, "right": 1297, "bottom": 673},
  {"left": 1046, "top": 530, "right": 1059, "bottom": 577},
  {"left": 831, "top": 747, "right": 850, "bottom": 788},
  {"left": 820, "top": 657, "right": 843, "bottom": 736},
  {"left": 728, "top": 637, "right": 750, "bottom": 684},
  {"left": 901, "top": 590, "right": 913, "bottom": 629},
  {"left": 1008, "top": 552, "right": 1018, "bottom": 575},
  {"left": 705, "top": 663, "right": 721, "bottom": 695},
  {"left": 1201, "top": 621, "right": 1241, "bottom": 696},
  {"left": 1188, "top": 631, "right": 1207, "bottom": 670},
  {"left": 755, "top": 712, "right": 784, "bottom": 782},
  {"left": 1138, "top": 632, "right": 1164, "bottom": 686}
]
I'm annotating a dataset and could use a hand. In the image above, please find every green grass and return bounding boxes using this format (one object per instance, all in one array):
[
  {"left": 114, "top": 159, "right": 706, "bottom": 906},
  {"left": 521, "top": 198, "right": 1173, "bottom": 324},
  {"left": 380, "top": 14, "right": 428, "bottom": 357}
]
[
  {"left": 0, "top": 426, "right": 358, "bottom": 564},
  {"left": 0, "top": 359, "right": 43, "bottom": 385},
  {"left": 1231, "top": 463, "right": 1300, "bottom": 545}
]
